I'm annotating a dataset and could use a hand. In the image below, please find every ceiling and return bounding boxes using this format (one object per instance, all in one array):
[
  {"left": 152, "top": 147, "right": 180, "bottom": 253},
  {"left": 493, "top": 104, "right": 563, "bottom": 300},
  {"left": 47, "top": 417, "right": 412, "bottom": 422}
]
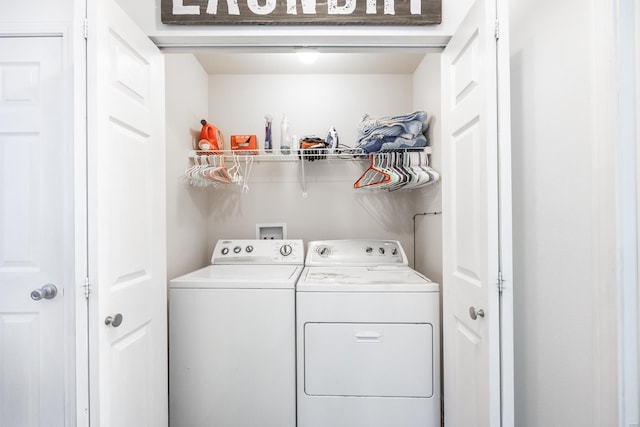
[{"left": 191, "top": 51, "right": 433, "bottom": 75}]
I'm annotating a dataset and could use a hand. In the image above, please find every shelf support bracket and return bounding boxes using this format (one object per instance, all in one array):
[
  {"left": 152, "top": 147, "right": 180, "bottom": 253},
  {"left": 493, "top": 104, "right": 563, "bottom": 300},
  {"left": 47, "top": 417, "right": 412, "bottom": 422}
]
[{"left": 299, "top": 157, "right": 308, "bottom": 198}]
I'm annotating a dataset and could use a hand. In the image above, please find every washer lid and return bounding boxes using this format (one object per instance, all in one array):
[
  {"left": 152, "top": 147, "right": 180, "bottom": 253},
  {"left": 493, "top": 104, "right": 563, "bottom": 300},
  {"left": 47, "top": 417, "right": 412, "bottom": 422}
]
[
  {"left": 296, "top": 266, "right": 439, "bottom": 292},
  {"left": 169, "top": 264, "right": 303, "bottom": 289}
]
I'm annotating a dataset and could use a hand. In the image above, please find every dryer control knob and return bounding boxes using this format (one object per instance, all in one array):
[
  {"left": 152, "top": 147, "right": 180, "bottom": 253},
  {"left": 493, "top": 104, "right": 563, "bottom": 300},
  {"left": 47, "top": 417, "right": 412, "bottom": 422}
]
[
  {"left": 233, "top": 246, "right": 242, "bottom": 254},
  {"left": 317, "top": 246, "right": 331, "bottom": 257},
  {"left": 246, "top": 245, "right": 254, "bottom": 253},
  {"left": 365, "top": 246, "right": 373, "bottom": 254},
  {"left": 280, "top": 244, "right": 293, "bottom": 257},
  {"left": 378, "top": 247, "right": 385, "bottom": 255},
  {"left": 221, "top": 247, "right": 229, "bottom": 255}
]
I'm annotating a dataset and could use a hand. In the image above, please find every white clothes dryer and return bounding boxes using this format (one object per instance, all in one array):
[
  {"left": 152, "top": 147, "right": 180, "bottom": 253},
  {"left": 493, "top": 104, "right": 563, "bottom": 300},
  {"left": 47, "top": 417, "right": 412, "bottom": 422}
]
[
  {"left": 169, "top": 239, "right": 304, "bottom": 427},
  {"left": 296, "top": 239, "right": 440, "bottom": 427}
]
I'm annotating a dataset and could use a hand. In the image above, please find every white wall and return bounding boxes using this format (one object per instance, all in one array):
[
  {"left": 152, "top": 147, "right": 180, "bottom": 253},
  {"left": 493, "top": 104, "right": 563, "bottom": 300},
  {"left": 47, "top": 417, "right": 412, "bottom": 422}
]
[
  {"left": 617, "top": 1, "right": 640, "bottom": 424},
  {"left": 165, "top": 54, "right": 212, "bottom": 279},
  {"left": 412, "top": 53, "right": 442, "bottom": 284},
  {"left": 509, "top": 0, "right": 618, "bottom": 425},
  {"left": 202, "top": 72, "right": 425, "bottom": 263},
  {"left": 0, "top": 0, "right": 74, "bottom": 22},
  {"left": 209, "top": 73, "right": 412, "bottom": 146}
]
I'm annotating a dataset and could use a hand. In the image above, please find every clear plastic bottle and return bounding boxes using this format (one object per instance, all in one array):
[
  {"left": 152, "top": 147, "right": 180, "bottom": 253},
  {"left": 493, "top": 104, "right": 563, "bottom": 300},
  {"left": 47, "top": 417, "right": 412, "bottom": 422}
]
[{"left": 280, "top": 114, "right": 290, "bottom": 155}]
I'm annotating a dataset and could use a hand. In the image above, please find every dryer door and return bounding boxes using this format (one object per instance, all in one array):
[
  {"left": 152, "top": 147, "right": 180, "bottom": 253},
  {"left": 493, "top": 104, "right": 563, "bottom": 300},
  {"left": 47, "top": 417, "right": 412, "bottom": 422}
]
[{"left": 304, "top": 322, "right": 434, "bottom": 398}]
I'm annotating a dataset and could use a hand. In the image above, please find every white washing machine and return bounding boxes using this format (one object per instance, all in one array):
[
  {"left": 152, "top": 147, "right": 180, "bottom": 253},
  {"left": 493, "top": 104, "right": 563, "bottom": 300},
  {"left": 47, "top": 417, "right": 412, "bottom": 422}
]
[
  {"left": 296, "top": 239, "right": 440, "bottom": 427},
  {"left": 169, "top": 239, "right": 304, "bottom": 427}
]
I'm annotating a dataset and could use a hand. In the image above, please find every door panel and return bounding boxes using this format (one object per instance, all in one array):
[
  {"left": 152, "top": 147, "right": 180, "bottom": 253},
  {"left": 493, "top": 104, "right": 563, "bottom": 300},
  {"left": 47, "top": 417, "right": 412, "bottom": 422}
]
[
  {"left": 110, "top": 326, "right": 153, "bottom": 426},
  {"left": 442, "top": 0, "right": 501, "bottom": 426},
  {"left": 0, "top": 36, "right": 66, "bottom": 427},
  {"left": 87, "top": 0, "right": 167, "bottom": 425}
]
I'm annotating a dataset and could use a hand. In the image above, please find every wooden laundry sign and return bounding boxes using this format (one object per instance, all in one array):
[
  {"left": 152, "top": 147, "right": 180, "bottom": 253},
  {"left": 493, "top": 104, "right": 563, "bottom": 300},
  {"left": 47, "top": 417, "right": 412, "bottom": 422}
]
[{"left": 162, "top": 0, "right": 441, "bottom": 25}]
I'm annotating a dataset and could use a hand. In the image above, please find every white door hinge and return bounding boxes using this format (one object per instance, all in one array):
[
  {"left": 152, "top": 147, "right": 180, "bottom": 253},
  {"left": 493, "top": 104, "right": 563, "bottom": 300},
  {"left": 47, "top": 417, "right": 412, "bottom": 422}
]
[
  {"left": 83, "top": 18, "right": 88, "bottom": 40},
  {"left": 83, "top": 277, "right": 91, "bottom": 299},
  {"left": 497, "top": 271, "right": 504, "bottom": 294},
  {"left": 494, "top": 19, "right": 500, "bottom": 40}
]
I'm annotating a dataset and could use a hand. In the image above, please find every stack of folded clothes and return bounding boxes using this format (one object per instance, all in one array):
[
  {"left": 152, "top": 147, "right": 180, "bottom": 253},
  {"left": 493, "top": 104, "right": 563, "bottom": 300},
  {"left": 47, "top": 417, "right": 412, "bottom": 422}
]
[{"left": 355, "top": 111, "right": 429, "bottom": 154}]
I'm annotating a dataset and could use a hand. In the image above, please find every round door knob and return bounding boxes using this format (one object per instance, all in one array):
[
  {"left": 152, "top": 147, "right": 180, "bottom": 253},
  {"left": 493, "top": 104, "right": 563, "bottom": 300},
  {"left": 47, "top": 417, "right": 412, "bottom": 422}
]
[
  {"left": 105, "top": 313, "right": 123, "bottom": 327},
  {"left": 31, "top": 284, "right": 58, "bottom": 301},
  {"left": 469, "top": 306, "right": 485, "bottom": 320}
]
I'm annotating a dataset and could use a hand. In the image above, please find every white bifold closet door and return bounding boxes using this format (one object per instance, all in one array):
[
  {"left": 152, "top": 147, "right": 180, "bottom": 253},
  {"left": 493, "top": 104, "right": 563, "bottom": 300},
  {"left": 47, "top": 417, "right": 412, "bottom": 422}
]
[
  {"left": 442, "top": 0, "right": 513, "bottom": 425},
  {"left": 86, "top": 0, "right": 168, "bottom": 425}
]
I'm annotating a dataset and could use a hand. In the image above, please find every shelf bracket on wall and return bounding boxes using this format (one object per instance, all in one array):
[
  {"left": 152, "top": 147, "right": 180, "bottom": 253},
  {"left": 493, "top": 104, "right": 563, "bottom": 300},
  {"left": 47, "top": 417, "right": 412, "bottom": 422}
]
[{"left": 299, "top": 158, "right": 308, "bottom": 198}]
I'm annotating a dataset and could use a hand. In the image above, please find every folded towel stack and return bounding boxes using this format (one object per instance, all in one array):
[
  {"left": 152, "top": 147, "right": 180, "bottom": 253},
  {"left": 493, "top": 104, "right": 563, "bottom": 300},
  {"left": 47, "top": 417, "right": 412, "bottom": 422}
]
[{"left": 355, "top": 111, "right": 429, "bottom": 154}]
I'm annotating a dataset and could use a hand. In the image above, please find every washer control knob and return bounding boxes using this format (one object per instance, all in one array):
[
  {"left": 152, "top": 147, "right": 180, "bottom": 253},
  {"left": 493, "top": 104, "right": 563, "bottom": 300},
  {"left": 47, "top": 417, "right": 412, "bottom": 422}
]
[
  {"left": 365, "top": 247, "right": 373, "bottom": 254},
  {"left": 246, "top": 245, "right": 254, "bottom": 253},
  {"left": 221, "top": 247, "right": 229, "bottom": 255},
  {"left": 392, "top": 247, "right": 398, "bottom": 256},
  {"left": 378, "top": 247, "right": 385, "bottom": 255},
  {"left": 233, "top": 246, "right": 241, "bottom": 254},
  {"left": 280, "top": 244, "right": 293, "bottom": 257}
]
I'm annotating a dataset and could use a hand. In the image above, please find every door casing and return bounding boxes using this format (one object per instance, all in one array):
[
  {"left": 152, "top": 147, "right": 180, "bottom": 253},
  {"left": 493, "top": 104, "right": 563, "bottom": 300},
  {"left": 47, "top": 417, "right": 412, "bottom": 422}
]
[
  {"left": 0, "top": 24, "right": 89, "bottom": 427},
  {"left": 71, "top": 0, "right": 516, "bottom": 426}
]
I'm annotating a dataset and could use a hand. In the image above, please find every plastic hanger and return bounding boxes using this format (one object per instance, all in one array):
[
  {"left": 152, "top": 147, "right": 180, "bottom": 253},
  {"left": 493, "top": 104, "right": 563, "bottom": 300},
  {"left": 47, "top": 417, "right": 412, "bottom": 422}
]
[
  {"left": 354, "top": 154, "right": 392, "bottom": 189},
  {"left": 411, "top": 152, "right": 439, "bottom": 188},
  {"left": 227, "top": 154, "right": 244, "bottom": 185},
  {"left": 387, "top": 152, "right": 411, "bottom": 191},
  {"left": 202, "top": 155, "right": 233, "bottom": 184},
  {"left": 402, "top": 152, "right": 425, "bottom": 189}
]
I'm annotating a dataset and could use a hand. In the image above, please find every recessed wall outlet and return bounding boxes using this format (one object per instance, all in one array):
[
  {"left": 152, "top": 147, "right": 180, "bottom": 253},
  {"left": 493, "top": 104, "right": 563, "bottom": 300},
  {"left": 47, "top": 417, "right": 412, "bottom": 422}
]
[{"left": 256, "top": 223, "right": 287, "bottom": 240}]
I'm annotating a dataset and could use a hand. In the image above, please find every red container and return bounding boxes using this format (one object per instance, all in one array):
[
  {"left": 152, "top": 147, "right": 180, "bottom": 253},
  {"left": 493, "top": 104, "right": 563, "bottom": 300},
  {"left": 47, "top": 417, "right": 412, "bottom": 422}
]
[
  {"left": 199, "top": 119, "right": 224, "bottom": 152},
  {"left": 231, "top": 135, "right": 258, "bottom": 154}
]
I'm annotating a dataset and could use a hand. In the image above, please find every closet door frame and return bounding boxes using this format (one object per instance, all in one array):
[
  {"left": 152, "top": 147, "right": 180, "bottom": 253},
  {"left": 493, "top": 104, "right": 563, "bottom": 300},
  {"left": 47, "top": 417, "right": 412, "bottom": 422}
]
[{"left": 0, "top": 22, "right": 89, "bottom": 427}]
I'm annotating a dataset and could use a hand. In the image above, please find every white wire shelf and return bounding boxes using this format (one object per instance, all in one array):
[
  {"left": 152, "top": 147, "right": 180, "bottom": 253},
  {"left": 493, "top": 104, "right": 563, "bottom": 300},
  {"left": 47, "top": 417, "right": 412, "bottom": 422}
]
[
  {"left": 188, "top": 146, "right": 433, "bottom": 161},
  {"left": 186, "top": 147, "right": 433, "bottom": 197}
]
